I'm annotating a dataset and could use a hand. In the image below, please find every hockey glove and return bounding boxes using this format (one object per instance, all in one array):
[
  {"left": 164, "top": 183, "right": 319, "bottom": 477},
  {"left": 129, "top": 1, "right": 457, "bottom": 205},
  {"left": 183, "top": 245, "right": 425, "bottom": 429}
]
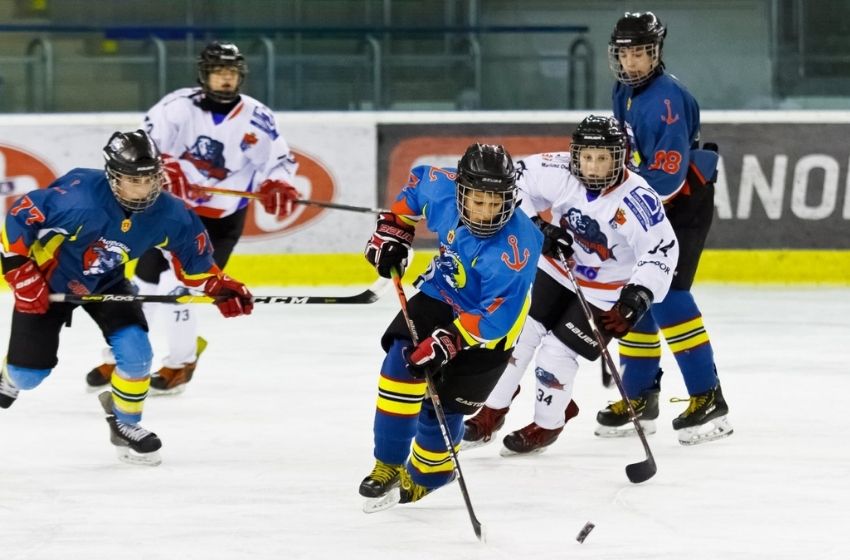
[
  {"left": 162, "top": 154, "right": 207, "bottom": 202},
  {"left": 406, "top": 325, "right": 464, "bottom": 378},
  {"left": 204, "top": 274, "right": 254, "bottom": 318},
  {"left": 3, "top": 260, "right": 49, "bottom": 314},
  {"left": 531, "top": 215, "right": 574, "bottom": 259},
  {"left": 364, "top": 212, "right": 415, "bottom": 279},
  {"left": 599, "top": 284, "right": 653, "bottom": 338},
  {"left": 257, "top": 179, "right": 300, "bottom": 218}
]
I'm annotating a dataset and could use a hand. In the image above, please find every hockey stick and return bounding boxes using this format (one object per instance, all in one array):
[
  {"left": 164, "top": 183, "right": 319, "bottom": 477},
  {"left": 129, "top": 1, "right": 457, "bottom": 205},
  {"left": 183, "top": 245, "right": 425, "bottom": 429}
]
[
  {"left": 390, "top": 270, "right": 486, "bottom": 542},
  {"left": 190, "top": 185, "right": 390, "bottom": 214},
  {"left": 48, "top": 278, "right": 388, "bottom": 305},
  {"left": 601, "top": 358, "right": 614, "bottom": 388},
  {"left": 555, "top": 248, "right": 657, "bottom": 484}
]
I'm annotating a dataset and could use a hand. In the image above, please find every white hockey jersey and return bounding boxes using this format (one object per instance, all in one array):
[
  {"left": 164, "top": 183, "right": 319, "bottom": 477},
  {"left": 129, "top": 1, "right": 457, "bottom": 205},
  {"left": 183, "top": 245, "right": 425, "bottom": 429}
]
[
  {"left": 143, "top": 87, "right": 297, "bottom": 219},
  {"left": 516, "top": 152, "right": 679, "bottom": 310}
]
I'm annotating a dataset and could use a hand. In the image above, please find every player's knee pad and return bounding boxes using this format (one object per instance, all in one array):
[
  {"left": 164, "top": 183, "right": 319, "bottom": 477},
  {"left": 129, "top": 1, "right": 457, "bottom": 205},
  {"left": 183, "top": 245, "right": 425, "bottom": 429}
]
[
  {"left": 534, "top": 336, "right": 579, "bottom": 392},
  {"left": 510, "top": 317, "right": 547, "bottom": 370},
  {"left": 652, "top": 289, "right": 700, "bottom": 323},
  {"left": 5, "top": 363, "right": 51, "bottom": 390},
  {"left": 107, "top": 325, "right": 152, "bottom": 378},
  {"left": 382, "top": 338, "right": 418, "bottom": 381}
]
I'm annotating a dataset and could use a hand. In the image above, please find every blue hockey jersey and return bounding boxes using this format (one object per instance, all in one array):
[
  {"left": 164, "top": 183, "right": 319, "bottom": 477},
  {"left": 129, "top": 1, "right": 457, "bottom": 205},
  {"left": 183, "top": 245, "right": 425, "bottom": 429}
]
[
  {"left": 1, "top": 168, "right": 219, "bottom": 295},
  {"left": 612, "top": 71, "right": 702, "bottom": 199},
  {"left": 392, "top": 165, "right": 543, "bottom": 349}
]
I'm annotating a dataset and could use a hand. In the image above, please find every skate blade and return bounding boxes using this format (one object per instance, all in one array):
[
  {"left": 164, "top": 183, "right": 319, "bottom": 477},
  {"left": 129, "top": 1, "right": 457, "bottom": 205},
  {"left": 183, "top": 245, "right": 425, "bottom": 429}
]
[
  {"left": 115, "top": 447, "right": 162, "bottom": 467},
  {"left": 594, "top": 420, "right": 657, "bottom": 438},
  {"left": 460, "top": 434, "right": 499, "bottom": 451},
  {"left": 362, "top": 487, "right": 401, "bottom": 513},
  {"left": 149, "top": 384, "right": 187, "bottom": 397},
  {"left": 677, "top": 415, "right": 733, "bottom": 446},
  {"left": 499, "top": 445, "right": 550, "bottom": 457}
]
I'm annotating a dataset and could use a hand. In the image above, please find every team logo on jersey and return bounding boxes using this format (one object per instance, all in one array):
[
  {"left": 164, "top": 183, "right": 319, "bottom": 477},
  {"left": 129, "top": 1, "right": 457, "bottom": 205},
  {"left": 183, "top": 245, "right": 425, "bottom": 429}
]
[
  {"left": 240, "top": 132, "right": 258, "bottom": 151},
  {"left": 661, "top": 99, "right": 680, "bottom": 125},
  {"left": 120, "top": 218, "right": 132, "bottom": 233},
  {"left": 82, "top": 238, "right": 130, "bottom": 276},
  {"left": 181, "top": 136, "right": 229, "bottom": 180},
  {"left": 624, "top": 186, "right": 665, "bottom": 231},
  {"left": 535, "top": 367, "right": 565, "bottom": 390},
  {"left": 561, "top": 208, "right": 617, "bottom": 261},
  {"left": 609, "top": 208, "right": 627, "bottom": 229},
  {"left": 436, "top": 245, "right": 466, "bottom": 289},
  {"left": 250, "top": 106, "right": 279, "bottom": 140},
  {"left": 447, "top": 229, "right": 455, "bottom": 243},
  {"left": 501, "top": 235, "right": 530, "bottom": 271}
]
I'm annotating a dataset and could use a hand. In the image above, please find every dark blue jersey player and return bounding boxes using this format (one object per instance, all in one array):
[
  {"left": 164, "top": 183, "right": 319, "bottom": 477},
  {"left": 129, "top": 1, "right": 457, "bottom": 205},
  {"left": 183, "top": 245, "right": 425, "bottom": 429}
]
[
  {"left": 604, "top": 12, "right": 731, "bottom": 445},
  {"left": 0, "top": 130, "right": 254, "bottom": 466},
  {"left": 359, "top": 144, "right": 542, "bottom": 510}
]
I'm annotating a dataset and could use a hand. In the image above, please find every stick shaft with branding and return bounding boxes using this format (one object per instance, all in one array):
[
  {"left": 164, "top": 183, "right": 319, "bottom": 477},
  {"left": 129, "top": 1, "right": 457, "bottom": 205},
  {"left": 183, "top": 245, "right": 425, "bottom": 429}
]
[{"left": 190, "top": 185, "right": 389, "bottom": 214}]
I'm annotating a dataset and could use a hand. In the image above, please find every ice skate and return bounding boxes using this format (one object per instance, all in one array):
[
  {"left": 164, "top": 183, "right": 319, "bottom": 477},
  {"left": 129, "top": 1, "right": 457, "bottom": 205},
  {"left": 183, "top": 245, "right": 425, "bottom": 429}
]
[
  {"left": 594, "top": 388, "right": 659, "bottom": 438},
  {"left": 98, "top": 391, "right": 162, "bottom": 466},
  {"left": 360, "top": 460, "right": 403, "bottom": 513},
  {"left": 0, "top": 361, "right": 20, "bottom": 409},
  {"left": 150, "top": 336, "right": 208, "bottom": 396},
  {"left": 672, "top": 385, "right": 733, "bottom": 446},
  {"left": 85, "top": 363, "right": 115, "bottom": 392},
  {"left": 500, "top": 399, "right": 579, "bottom": 456},
  {"left": 461, "top": 386, "right": 520, "bottom": 450}
]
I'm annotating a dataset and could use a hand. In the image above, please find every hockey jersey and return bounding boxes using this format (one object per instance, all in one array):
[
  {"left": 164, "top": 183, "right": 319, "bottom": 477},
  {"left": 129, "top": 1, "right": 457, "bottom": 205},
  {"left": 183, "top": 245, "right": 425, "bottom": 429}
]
[
  {"left": 392, "top": 165, "right": 543, "bottom": 349},
  {"left": 612, "top": 71, "right": 701, "bottom": 200},
  {"left": 1, "top": 169, "right": 219, "bottom": 295},
  {"left": 143, "top": 87, "right": 297, "bottom": 219},
  {"left": 516, "top": 153, "right": 679, "bottom": 309}
]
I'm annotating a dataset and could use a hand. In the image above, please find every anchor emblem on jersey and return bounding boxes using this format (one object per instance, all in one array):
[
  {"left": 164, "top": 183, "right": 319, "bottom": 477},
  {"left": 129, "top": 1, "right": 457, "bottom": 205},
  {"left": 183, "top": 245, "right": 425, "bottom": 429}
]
[
  {"left": 501, "top": 235, "right": 529, "bottom": 271},
  {"left": 661, "top": 99, "right": 679, "bottom": 125}
]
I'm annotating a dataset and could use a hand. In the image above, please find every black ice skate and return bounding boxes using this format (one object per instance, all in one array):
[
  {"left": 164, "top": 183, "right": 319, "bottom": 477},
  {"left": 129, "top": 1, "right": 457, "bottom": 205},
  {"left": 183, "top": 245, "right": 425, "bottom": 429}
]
[
  {"left": 500, "top": 399, "right": 580, "bottom": 456},
  {"left": 461, "top": 386, "right": 520, "bottom": 450},
  {"left": 98, "top": 391, "right": 162, "bottom": 466},
  {"left": 150, "top": 336, "right": 208, "bottom": 396},
  {"left": 360, "top": 460, "right": 403, "bottom": 513},
  {"left": 0, "top": 361, "right": 20, "bottom": 409},
  {"left": 85, "top": 363, "right": 115, "bottom": 391},
  {"left": 594, "top": 388, "right": 660, "bottom": 438},
  {"left": 671, "top": 385, "right": 733, "bottom": 446}
]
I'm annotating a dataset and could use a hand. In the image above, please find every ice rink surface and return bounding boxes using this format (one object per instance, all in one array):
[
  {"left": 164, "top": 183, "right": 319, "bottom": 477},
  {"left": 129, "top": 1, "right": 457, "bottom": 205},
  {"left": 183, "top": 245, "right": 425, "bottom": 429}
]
[{"left": 1, "top": 283, "right": 849, "bottom": 560}]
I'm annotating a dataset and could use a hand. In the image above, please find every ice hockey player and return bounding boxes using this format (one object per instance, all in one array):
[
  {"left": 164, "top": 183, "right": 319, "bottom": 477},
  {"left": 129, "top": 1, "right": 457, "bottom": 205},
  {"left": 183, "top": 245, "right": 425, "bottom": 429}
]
[
  {"left": 0, "top": 130, "right": 254, "bottom": 465},
  {"left": 605, "top": 12, "right": 731, "bottom": 445},
  {"left": 85, "top": 41, "right": 299, "bottom": 395},
  {"left": 359, "top": 143, "right": 542, "bottom": 510},
  {"left": 463, "top": 115, "right": 678, "bottom": 455}
]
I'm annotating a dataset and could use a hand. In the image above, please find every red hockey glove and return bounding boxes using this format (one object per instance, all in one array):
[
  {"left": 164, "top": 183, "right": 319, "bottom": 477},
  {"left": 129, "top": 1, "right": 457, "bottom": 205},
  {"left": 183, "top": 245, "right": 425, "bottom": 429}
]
[
  {"left": 257, "top": 179, "right": 300, "bottom": 218},
  {"left": 531, "top": 215, "right": 574, "bottom": 259},
  {"left": 599, "top": 284, "right": 653, "bottom": 338},
  {"left": 162, "top": 154, "right": 207, "bottom": 201},
  {"left": 3, "top": 260, "right": 49, "bottom": 314},
  {"left": 364, "top": 212, "right": 415, "bottom": 279},
  {"left": 204, "top": 274, "right": 254, "bottom": 318},
  {"left": 406, "top": 325, "right": 464, "bottom": 378}
]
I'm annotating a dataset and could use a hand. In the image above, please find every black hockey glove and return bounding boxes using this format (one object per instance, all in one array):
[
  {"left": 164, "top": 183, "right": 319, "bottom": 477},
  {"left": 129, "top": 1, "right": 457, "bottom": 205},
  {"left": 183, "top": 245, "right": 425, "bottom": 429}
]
[
  {"left": 364, "top": 212, "right": 415, "bottom": 278},
  {"left": 531, "top": 215, "right": 574, "bottom": 259},
  {"left": 599, "top": 284, "right": 653, "bottom": 338},
  {"left": 405, "top": 324, "right": 465, "bottom": 378}
]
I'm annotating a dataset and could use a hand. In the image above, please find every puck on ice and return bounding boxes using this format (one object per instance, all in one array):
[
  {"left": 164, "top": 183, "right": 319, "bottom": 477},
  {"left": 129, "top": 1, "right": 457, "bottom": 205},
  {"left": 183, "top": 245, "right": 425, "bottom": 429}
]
[{"left": 575, "top": 521, "right": 595, "bottom": 543}]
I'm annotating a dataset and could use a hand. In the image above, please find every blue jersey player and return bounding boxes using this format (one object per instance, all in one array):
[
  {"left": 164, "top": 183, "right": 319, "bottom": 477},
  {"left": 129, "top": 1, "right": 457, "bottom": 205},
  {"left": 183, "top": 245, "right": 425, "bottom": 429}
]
[
  {"left": 604, "top": 12, "right": 731, "bottom": 445},
  {"left": 359, "top": 144, "right": 542, "bottom": 509},
  {"left": 0, "top": 130, "right": 254, "bottom": 465}
]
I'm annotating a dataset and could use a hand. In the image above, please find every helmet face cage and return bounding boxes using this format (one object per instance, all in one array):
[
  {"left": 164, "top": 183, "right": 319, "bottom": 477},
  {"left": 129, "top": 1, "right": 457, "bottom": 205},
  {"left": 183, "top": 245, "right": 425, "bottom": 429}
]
[
  {"left": 608, "top": 12, "right": 666, "bottom": 87},
  {"left": 104, "top": 131, "right": 164, "bottom": 212},
  {"left": 197, "top": 42, "right": 247, "bottom": 103},
  {"left": 455, "top": 144, "right": 518, "bottom": 237},
  {"left": 569, "top": 116, "right": 627, "bottom": 192}
]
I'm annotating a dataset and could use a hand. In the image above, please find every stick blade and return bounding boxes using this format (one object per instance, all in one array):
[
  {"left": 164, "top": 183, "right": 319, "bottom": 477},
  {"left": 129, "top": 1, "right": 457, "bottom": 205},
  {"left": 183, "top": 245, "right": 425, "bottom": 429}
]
[
  {"left": 474, "top": 521, "right": 487, "bottom": 543},
  {"left": 625, "top": 458, "right": 657, "bottom": 484}
]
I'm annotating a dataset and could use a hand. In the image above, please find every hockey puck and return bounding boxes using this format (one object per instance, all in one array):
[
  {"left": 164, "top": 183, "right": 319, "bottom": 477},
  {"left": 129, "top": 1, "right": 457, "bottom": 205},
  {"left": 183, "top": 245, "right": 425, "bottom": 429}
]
[{"left": 575, "top": 521, "right": 595, "bottom": 543}]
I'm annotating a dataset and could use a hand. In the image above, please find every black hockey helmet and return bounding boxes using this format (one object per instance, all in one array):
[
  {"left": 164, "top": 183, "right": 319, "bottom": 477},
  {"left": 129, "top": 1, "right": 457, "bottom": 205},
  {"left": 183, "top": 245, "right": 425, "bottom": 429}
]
[
  {"left": 197, "top": 41, "right": 247, "bottom": 103},
  {"left": 456, "top": 143, "right": 518, "bottom": 237},
  {"left": 608, "top": 12, "right": 666, "bottom": 87},
  {"left": 103, "top": 130, "right": 163, "bottom": 212},
  {"left": 569, "top": 116, "right": 627, "bottom": 192}
]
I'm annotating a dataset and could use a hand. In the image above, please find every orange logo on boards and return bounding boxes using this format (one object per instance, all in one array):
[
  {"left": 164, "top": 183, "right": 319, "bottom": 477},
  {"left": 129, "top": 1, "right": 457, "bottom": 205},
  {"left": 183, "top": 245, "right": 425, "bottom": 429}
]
[
  {"left": 500, "top": 235, "right": 529, "bottom": 271},
  {"left": 1, "top": 144, "right": 57, "bottom": 214}
]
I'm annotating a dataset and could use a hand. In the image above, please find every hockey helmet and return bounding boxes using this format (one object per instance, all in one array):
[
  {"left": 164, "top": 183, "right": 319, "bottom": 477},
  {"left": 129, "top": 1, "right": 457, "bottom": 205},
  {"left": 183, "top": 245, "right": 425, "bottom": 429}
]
[
  {"left": 569, "top": 116, "right": 627, "bottom": 192},
  {"left": 103, "top": 130, "right": 164, "bottom": 212},
  {"left": 197, "top": 41, "right": 247, "bottom": 103},
  {"left": 608, "top": 12, "right": 666, "bottom": 87},
  {"left": 456, "top": 143, "right": 518, "bottom": 237}
]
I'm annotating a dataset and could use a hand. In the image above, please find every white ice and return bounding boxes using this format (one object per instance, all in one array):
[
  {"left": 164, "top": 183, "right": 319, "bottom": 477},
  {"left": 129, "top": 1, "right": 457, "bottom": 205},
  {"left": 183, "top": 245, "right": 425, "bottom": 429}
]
[{"left": 1, "top": 284, "right": 849, "bottom": 560}]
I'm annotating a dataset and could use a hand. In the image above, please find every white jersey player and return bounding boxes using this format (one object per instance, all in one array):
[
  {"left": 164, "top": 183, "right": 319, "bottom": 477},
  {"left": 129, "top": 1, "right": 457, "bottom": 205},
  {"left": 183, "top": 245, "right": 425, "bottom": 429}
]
[
  {"left": 85, "top": 41, "right": 300, "bottom": 395},
  {"left": 463, "top": 115, "right": 679, "bottom": 455}
]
